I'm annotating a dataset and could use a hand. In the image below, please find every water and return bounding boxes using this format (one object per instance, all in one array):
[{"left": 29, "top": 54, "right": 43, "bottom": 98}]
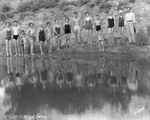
[{"left": 0, "top": 56, "right": 150, "bottom": 120}]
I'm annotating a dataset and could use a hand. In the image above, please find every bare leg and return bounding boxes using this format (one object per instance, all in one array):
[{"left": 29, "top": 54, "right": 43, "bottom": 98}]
[
  {"left": 89, "top": 30, "right": 92, "bottom": 44},
  {"left": 40, "top": 41, "right": 43, "bottom": 55},
  {"left": 6, "top": 40, "right": 9, "bottom": 56},
  {"left": 14, "top": 40, "right": 18, "bottom": 55},
  {"left": 30, "top": 38, "right": 35, "bottom": 55}
]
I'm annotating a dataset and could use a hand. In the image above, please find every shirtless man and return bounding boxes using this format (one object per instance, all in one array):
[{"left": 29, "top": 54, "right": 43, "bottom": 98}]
[{"left": 72, "top": 12, "right": 83, "bottom": 46}]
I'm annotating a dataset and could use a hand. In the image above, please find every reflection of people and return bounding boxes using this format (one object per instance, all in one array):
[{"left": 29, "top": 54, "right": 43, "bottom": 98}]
[
  {"left": 29, "top": 57, "right": 38, "bottom": 88},
  {"left": 15, "top": 57, "right": 24, "bottom": 91},
  {"left": 75, "top": 61, "right": 84, "bottom": 91},
  {"left": 97, "top": 57, "right": 105, "bottom": 85},
  {"left": 48, "top": 58, "right": 55, "bottom": 86},
  {"left": 66, "top": 60, "right": 74, "bottom": 87},
  {"left": 127, "top": 61, "right": 138, "bottom": 92},
  {"left": 56, "top": 59, "right": 65, "bottom": 88},
  {"left": 108, "top": 70, "right": 118, "bottom": 92},
  {"left": 121, "top": 71, "right": 128, "bottom": 93},
  {"left": 39, "top": 58, "right": 48, "bottom": 90},
  {"left": 86, "top": 62, "right": 96, "bottom": 90}
]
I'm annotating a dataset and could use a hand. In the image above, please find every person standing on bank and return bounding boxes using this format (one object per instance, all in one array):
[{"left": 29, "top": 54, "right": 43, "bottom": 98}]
[
  {"left": 84, "top": 12, "right": 93, "bottom": 44},
  {"left": 72, "top": 12, "right": 83, "bottom": 46},
  {"left": 118, "top": 10, "right": 125, "bottom": 36},
  {"left": 26, "top": 23, "right": 36, "bottom": 55},
  {"left": 125, "top": 7, "right": 136, "bottom": 44},
  {"left": 106, "top": 11, "right": 115, "bottom": 43},
  {"left": 94, "top": 14, "right": 102, "bottom": 43},
  {"left": 64, "top": 17, "right": 72, "bottom": 48},
  {"left": 3, "top": 22, "right": 13, "bottom": 56},
  {"left": 12, "top": 21, "right": 20, "bottom": 56},
  {"left": 53, "top": 19, "right": 62, "bottom": 51},
  {"left": 45, "top": 22, "right": 53, "bottom": 53},
  {"left": 37, "top": 23, "right": 46, "bottom": 55}
]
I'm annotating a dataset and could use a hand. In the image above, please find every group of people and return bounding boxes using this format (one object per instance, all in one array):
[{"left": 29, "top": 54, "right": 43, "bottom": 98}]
[
  {"left": 2, "top": 56, "right": 138, "bottom": 93},
  {"left": 3, "top": 6, "right": 136, "bottom": 56}
]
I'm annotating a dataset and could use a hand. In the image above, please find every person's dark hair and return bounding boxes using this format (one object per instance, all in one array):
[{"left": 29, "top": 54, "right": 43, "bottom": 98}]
[
  {"left": 5, "top": 22, "right": 10, "bottom": 26},
  {"left": 65, "top": 17, "right": 69, "bottom": 21},
  {"left": 46, "top": 22, "right": 51, "bottom": 26},
  {"left": 85, "top": 12, "right": 89, "bottom": 15},
  {"left": 14, "top": 21, "right": 18, "bottom": 23},
  {"left": 74, "top": 12, "right": 77, "bottom": 14},
  {"left": 29, "top": 23, "right": 34, "bottom": 27},
  {"left": 21, "top": 30, "right": 25, "bottom": 34},
  {"left": 55, "top": 19, "right": 58, "bottom": 22}
]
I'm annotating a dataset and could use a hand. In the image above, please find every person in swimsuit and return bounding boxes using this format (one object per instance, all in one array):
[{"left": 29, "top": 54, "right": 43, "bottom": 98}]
[
  {"left": 64, "top": 17, "right": 71, "bottom": 48},
  {"left": 118, "top": 10, "right": 125, "bottom": 36},
  {"left": 72, "top": 12, "right": 83, "bottom": 46},
  {"left": 53, "top": 19, "right": 62, "bottom": 51},
  {"left": 18, "top": 30, "right": 28, "bottom": 56},
  {"left": 26, "top": 23, "right": 36, "bottom": 55},
  {"left": 3, "top": 22, "right": 13, "bottom": 56},
  {"left": 12, "top": 21, "right": 21, "bottom": 56},
  {"left": 45, "top": 22, "right": 53, "bottom": 53},
  {"left": 121, "top": 71, "right": 128, "bottom": 93},
  {"left": 106, "top": 12, "right": 115, "bottom": 43},
  {"left": 84, "top": 12, "right": 93, "bottom": 44},
  {"left": 94, "top": 15, "right": 104, "bottom": 52},
  {"left": 94, "top": 15, "right": 102, "bottom": 43},
  {"left": 37, "top": 23, "right": 46, "bottom": 55}
]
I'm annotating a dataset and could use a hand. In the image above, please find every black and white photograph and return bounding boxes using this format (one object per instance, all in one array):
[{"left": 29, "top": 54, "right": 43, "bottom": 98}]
[{"left": 0, "top": 0, "right": 150, "bottom": 120}]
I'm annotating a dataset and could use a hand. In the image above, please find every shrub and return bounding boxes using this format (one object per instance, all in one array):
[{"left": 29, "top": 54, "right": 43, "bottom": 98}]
[
  {"left": 1, "top": 3, "right": 12, "bottom": 13},
  {"left": 135, "top": 29, "right": 149, "bottom": 46},
  {"left": 98, "top": 3, "right": 112, "bottom": 13},
  {"left": 17, "top": 0, "right": 59, "bottom": 13}
]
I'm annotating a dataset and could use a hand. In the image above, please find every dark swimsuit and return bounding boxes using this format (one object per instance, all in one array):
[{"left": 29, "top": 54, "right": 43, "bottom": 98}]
[
  {"left": 108, "top": 17, "right": 114, "bottom": 28},
  {"left": 67, "top": 71, "right": 73, "bottom": 83},
  {"left": 64, "top": 23, "right": 71, "bottom": 34},
  {"left": 6, "top": 29, "right": 12, "bottom": 40},
  {"left": 41, "top": 69, "right": 47, "bottom": 81},
  {"left": 110, "top": 75, "right": 117, "bottom": 86},
  {"left": 55, "top": 26, "right": 61, "bottom": 36},
  {"left": 39, "top": 29, "right": 45, "bottom": 42},
  {"left": 118, "top": 16, "right": 124, "bottom": 27},
  {"left": 96, "top": 25, "right": 101, "bottom": 31}
]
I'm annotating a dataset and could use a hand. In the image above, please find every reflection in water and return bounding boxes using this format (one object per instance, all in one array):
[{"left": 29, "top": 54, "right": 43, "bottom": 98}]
[{"left": 0, "top": 56, "right": 150, "bottom": 120}]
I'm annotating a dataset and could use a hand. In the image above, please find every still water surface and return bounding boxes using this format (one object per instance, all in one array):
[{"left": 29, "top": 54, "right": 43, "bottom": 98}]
[{"left": 0, "top": 56, "right": 150, "bottom": 120}]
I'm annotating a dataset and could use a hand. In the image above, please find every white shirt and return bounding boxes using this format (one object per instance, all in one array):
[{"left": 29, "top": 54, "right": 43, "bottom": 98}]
[
  {"left": 12, "top": 26, "right": 20, "bottom": 35},
  {"left": 125, "top": 12, "right": 135, "bottom": 25}
]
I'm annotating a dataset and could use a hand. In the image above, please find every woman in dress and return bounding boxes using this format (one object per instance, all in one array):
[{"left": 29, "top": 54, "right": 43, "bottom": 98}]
[
  {"left": 84, "top": 12, "right": 93, "bottom": 44},
  {"left": 26, "top": 23, "right": 36, "bottom": 55},
  {"left": 45, "top": 22, "right": 53, "bottom": 53}
]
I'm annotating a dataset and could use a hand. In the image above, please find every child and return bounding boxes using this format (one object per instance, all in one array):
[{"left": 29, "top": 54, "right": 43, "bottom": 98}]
[
  {"left": 53, "top": 19, "right": 62, "bottom": 51},
  {"left": 3, "top": 22, "right": 12, "bottom": 56},
  {"left": 37, "top": 23, "right": 46, "bottom": 55},
  {"left": 26, "top": 23, "right": 36, "bottom": 55},
  {"left": 63, "top": 17, "right": 71, "bottom": 48},
  {"left": 12, "top": 21, "right": 21, "bottom": 56},
  {"left": 18, "top": 30, "right": 28, "bottom": 55},
  {"left": 45, "top": 22, "right": 53, "bottom": 53}
]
